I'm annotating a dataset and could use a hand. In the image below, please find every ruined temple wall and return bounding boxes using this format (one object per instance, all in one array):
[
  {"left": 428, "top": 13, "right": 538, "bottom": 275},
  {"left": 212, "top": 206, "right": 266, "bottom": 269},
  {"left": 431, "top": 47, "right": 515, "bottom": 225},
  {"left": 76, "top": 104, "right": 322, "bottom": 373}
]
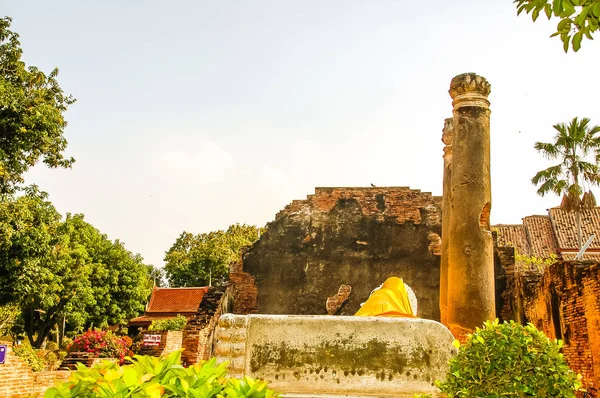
[
  {"left": 233, "top": 187, "right": 443, "bottom": 320},
  {"left": 182, "top": 286, "right": 230, "bottom": 365},
  {"left": 230, "top": 254, "right": 258, "bottom": 314},
  {"left": 521, "top": 261, "right": 600, "bottom": 388}
]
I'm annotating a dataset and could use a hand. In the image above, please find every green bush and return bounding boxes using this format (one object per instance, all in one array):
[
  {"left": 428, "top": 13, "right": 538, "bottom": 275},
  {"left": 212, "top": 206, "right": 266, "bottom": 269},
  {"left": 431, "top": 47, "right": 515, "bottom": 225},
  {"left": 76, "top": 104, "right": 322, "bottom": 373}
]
[
  {"left": 438, "top": 319, "right": 581, "bottom": 397},
  {"left": 13, "top": 341, "right": 46, "bottom": 372},
  {"left": 148, "top": 314, "right": 188, "bottom": 332},
  {"left": 40, "top": 350, "right": 279, "bottom": 398},
  {"left": 13, "top": 340, "right": 65, "bottom": 372}
]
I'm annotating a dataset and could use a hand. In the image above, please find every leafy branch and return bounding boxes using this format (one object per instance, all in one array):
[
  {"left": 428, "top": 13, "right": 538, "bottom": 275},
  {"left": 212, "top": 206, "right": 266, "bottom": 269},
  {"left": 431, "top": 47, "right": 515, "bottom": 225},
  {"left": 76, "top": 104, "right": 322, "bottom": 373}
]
[{"left": 514, "top": 0, "right": 600, "bottom": 51}]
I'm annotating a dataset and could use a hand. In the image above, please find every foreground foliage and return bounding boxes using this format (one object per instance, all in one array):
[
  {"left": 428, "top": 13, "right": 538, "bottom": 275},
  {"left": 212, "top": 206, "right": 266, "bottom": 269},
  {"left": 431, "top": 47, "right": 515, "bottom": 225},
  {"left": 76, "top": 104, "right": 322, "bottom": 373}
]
[
  {"left": 438, "top": 319, "right": 581, "bottom": 397},
  {"left": 0, "top": 17, "right": 75, "bottom": 194},
  {"left": 41, "top": 350, "right": 279, "bottom": 398},
  {"left": 515, "top": 0, "right": 600, "bottom": 52}
]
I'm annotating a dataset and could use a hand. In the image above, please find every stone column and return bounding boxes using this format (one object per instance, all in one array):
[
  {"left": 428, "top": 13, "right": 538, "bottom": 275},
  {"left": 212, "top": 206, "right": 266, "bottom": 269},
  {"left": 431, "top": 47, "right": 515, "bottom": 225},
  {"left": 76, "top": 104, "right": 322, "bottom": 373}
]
[
  {"left": 440, "top": 117, "right": 453, "bottom": 326},
  {"left": 446, "top": 73, "right": 494, "bottom": 341}
]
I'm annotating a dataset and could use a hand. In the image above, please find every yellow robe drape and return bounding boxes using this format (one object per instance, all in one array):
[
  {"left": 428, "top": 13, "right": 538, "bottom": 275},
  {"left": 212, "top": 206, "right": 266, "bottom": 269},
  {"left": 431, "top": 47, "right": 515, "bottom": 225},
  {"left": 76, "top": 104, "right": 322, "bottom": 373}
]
[{"left": 354, "top": 277, "right": 416, "bottom": 317}]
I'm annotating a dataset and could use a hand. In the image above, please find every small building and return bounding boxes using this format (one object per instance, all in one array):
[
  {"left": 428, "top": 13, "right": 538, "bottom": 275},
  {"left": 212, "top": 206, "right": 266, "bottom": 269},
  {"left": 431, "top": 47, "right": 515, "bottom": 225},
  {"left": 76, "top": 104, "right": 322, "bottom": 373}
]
[{"left": 129, "top": 285, "right": 231, "bottom": 365}]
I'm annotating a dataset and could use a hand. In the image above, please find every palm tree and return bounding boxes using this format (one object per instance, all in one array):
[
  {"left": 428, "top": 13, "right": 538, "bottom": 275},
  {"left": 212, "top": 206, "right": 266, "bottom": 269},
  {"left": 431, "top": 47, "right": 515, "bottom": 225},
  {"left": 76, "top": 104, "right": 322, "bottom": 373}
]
[{"left": 532, "top": 117, "right": 600, "bottom": 250}]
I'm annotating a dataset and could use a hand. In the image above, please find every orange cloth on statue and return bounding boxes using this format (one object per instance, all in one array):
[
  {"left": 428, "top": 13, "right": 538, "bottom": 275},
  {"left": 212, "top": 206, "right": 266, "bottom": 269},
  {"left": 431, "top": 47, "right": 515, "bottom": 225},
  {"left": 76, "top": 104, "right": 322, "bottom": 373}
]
[{"left": 354, "top": 277, "right": 416, "bottom": 317}]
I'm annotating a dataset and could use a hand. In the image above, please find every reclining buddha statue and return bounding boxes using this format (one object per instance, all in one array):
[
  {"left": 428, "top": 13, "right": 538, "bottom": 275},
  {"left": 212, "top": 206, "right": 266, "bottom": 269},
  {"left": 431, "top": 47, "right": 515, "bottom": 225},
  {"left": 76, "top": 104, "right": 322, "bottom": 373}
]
[{"left": 354, "top": 276, "right": 417, "bottom": 318}]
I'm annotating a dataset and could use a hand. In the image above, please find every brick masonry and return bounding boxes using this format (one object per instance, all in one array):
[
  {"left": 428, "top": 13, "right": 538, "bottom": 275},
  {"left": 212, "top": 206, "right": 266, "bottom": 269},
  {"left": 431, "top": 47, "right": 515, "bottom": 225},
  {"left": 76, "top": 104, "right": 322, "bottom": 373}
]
[
  {"left": 137, "top": 330, "right": 183, "bottom": 358},
  {"left": 181, "top": 286, "right": 231, "bottom": 365},
  {"left": 231, "top": 186, "right": 444, "bottom": 320},
  {"left": 230, "top": 251, "right": 258, "bottom": 315},
  {"left": 0, "top": 342, "right": 70, "bottom": 398},
  {"left": 517, "top": 261, "right": 600, "bottom": 390}
]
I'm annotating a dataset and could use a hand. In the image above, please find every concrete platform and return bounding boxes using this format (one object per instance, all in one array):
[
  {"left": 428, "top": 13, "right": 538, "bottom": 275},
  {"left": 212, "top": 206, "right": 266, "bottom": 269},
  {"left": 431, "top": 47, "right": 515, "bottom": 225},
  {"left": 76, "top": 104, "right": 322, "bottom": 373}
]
[{"left": 214, "top": 314, "right": 455, "bottom": 397}]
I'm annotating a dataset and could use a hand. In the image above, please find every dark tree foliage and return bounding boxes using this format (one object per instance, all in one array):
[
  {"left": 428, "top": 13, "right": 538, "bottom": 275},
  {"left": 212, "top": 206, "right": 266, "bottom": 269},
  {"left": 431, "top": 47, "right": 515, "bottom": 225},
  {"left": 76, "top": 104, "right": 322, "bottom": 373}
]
[{"left": 164, "top": 224, "right": 262, "bottom": 287}]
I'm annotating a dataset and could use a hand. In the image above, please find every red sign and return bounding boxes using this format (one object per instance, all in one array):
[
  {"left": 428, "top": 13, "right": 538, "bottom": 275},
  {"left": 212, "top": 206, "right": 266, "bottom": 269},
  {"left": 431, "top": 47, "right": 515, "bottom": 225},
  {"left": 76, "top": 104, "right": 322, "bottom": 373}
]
[{"left": 143, "top": 334, "right": 161, "bottom": 346}]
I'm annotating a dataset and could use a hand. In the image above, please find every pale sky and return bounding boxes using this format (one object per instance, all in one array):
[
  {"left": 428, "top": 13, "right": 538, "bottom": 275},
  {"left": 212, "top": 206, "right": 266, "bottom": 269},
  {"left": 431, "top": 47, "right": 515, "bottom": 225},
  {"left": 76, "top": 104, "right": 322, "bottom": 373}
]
[{"left": 4, "top": 1, "right": 600, "bottom": 267}]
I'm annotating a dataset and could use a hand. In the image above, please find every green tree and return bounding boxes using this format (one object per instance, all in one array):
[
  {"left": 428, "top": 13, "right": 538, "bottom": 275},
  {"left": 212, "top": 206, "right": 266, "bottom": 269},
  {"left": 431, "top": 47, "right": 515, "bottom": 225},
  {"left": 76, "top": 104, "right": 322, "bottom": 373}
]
[
  {"left": 164, "top": 224, "right": 262, "bottom": 287},
  {"left": 0, "top": 187, "right": 93, "bottom": 347},
  {"left": 0, "top": 303, "right": 19, "bottom": 337},
  {"left": 0, "top": 188, "right": 153, "bottom": 346},
  {"left": 532, "top": 117, "right": 600, "bottom": 248},
  {"left": 0, "top": 17, "right": 75, "bottom": 194},
  {"left": 61, "top": 214, "right": 152, "bottom": 329},
  {"left": 514, "top": 0, "right": 600, "bottom": 52}
]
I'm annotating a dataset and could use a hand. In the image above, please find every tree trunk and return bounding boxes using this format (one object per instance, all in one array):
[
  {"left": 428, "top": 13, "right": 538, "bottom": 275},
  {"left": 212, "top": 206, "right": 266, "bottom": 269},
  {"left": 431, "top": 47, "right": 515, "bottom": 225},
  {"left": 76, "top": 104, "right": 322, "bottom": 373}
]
[
  {"left": 24, "top": 308, "right": 36, "bottom": 346},
  {"left": 33, "top": 313, "right": 58, "bottom": 348}
]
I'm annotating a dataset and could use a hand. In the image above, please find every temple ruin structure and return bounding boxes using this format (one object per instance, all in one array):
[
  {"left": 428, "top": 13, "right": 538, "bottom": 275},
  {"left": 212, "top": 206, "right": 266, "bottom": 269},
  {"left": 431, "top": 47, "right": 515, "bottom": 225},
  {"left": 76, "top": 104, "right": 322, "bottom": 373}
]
[{"left": 439, "top": 117, "right": 453, "bottom": 326}]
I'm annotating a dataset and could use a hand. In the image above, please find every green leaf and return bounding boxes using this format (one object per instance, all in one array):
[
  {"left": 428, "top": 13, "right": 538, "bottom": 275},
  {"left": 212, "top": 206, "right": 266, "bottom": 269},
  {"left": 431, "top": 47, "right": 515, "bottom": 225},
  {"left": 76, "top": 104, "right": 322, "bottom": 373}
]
[
  {"left": 562, "top": 0, "right": 576, "bottom": 16},
  {"left": 553, "top": 0, "right": 564, "bottom": 16},
  {"left": 122, "top": 367, "right": 138, "bottom": 386},
  {"left": 573, "top": 31, "right": 584, "bottom": 50},
  {"left": 563, "top": 33, "right": 571, "bottom": 52},
  {"left": 518, "top": 3, "right": 529, "bottom": 15},
  {"left": 557, "top": 18, "right": 571, "bottom": 31},
  {"left": 593, "top": 1, "right": 600, "bottom": 17},
  {"left": 574, "top": 6, "right": 589, "bottom": 26}
]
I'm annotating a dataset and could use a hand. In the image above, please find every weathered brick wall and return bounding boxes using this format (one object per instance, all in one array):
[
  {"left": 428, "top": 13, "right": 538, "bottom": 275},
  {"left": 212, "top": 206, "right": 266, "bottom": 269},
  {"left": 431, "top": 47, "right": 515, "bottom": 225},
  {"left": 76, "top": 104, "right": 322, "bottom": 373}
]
[
  {"left": 521, "top": 261, "right": 600, "bottom": 390},
  {"left": 492, "top": 241, "right": 541, "bottom": 325},
  {"left": 0, "top": 342, "right": 70, "bottom": 398},
  {"left": 275, "top": 187, "right": 439, "bottom": 225},
  {"left": 137, "top": 331, "right": 182, "bottom": 358},
  {"left": 233, "top": 187, "right": 444, "bottom": 320},
  {"left": 182, "top": 286, "right": 230, "bottom": 365},
  {"left": 494, "top": 245, "right": 515, "bottom": 323},
  {"left": 230, "top": 251, "right": 258, "bottom": 314}
]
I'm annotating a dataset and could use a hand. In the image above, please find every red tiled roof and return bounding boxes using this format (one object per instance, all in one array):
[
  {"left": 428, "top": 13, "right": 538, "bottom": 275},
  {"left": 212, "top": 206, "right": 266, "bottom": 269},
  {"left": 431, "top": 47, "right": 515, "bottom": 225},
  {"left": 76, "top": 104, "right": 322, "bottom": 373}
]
[
  {"left": 495, "top": 224, "right": 530, "bottom": 255},
  {"left": 495, "top": 207, "right": 600, "bottom": 263},
  {"left": 549, "top": 207, "right": 600, "bottom": 251},
  {"left": 523, "top": 216, "right": 559, "bottom": 258},
  {"left": 146, "top": 287, "right": 209, "bottom": 313},
  {"left": 561, "top": 252, "right": 600, "bottom": 261}
]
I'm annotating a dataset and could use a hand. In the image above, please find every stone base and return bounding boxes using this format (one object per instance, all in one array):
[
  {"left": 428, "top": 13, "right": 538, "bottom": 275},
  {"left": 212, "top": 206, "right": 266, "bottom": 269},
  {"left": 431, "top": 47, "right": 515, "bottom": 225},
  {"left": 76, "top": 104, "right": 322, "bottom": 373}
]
[{"left": 214, "top": 314, "right": 456, "bottom": 397}]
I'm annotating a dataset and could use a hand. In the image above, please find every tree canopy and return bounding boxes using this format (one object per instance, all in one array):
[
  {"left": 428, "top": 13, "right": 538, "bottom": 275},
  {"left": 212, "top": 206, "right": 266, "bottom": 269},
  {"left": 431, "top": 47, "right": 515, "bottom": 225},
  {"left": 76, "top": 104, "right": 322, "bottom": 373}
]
[
  {"left": 164, "top": 224, "right": 262, "bottom": 287},
  {"left": 0, "top": 187, "right": 152, "bottom": 346},
  {"left": 0, "top": 16, "right": 75, "bottom": 194},
  {"left": 532, "top": 117, "right": 600, "bottom": 246},
  {"left": 514, "top": 0, "right": 600, "bottom": 52}
]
